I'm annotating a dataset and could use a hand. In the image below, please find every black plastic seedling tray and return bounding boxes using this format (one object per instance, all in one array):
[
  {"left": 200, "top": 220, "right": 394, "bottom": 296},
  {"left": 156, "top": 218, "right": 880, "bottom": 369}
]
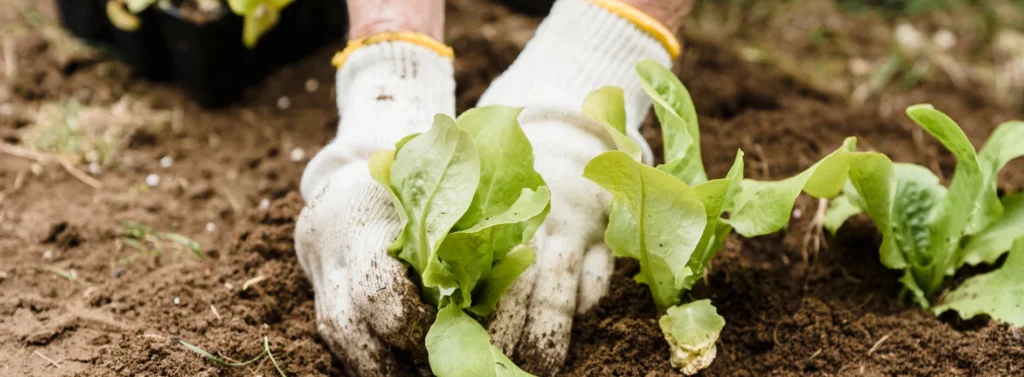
[{"left": 55, "top": 0, "right": 347, "bottom": 107}]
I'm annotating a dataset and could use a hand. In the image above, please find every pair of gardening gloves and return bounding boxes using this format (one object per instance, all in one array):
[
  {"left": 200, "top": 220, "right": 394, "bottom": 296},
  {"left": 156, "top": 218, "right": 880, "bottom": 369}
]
[{"left": 295, "top": 0, "right": 682, "bottom": 375}]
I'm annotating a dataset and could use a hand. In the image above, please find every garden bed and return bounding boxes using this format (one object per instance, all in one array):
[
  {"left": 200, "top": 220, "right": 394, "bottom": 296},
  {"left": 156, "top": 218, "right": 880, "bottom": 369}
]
[{"left": 1, "top": 0, "right": 1022, "bottom": 376}]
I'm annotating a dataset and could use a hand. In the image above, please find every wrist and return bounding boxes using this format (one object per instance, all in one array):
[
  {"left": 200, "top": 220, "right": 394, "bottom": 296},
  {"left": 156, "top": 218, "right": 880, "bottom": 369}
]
[
  {"left": 347, "top": 0, "right": 445, "bottom": 40},
  {"left": 618, "top": 0, "right": 694, "bottom": 37}
]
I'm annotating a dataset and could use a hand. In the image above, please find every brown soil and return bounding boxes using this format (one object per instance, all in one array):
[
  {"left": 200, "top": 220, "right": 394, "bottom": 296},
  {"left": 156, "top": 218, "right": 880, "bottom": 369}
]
[{"left": 1, "top": 1, "right": 1022, "bottom": 377}]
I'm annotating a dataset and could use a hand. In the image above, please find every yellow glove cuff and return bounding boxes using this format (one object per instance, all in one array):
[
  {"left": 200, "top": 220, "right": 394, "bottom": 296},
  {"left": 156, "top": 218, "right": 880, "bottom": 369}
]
[
  {"left": 332, "top": 32, "right": 454, "bottom": 68},
  {"left": 586, "top": 0, "right": 682, "bottom": 58}
]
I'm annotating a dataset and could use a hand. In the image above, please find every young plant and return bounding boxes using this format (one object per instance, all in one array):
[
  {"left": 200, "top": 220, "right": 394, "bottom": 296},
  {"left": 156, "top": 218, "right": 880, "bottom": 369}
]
[
  {"left": 825, "top": 105, "right": 1024, "bottom": 325},
  {"left": 106, "top": 0, "right": 170, "bottom": 31},
  {"left": 582, "top": 60, "right": 885, "bottom": 374},
  {"left": 371, "top": 106, "right": 549, "bottom": 376},
  {"left": 227, "top": 0, "right": 295, "bottom": 48}
]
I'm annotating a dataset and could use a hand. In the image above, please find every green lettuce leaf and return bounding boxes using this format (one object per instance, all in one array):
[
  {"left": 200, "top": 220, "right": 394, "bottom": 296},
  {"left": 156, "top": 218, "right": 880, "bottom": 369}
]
[
  {"left": 968, "top": 121, "right": 1024, "bottom": 234},
  {"left": 933, "top": 237, "right": 1024, "bottom": 326},
  {"left": 958, "top": 193, "right": 1024, "bottom": 268},
  {"left": 680, "top": 151, "right": 744, "bottom": 290},
  {"left": 391, "top": 115, "right": 480, "bottom": 285},
  {"left": 582, "top": 87, "right": 642, "bottom": 161},
  {"left": 426, "top": 305, "right": 535, "bottom": 377},
  {"left": 467, "top": 245, "right": 536, "bottom": 317},
  {"left": 822, "top": 195, "right": 863, "bottom": 234},
  {"left": 584, "top": 151, "right": 708, "bottom": 310},
  {"left": 904, "top": 104, "right": 984, "bottom": 297},
  {"left": 659, "top": 300, "right": 726, "bottom": 376},
  {"left": 724, "top": 138, "right": 857, "bottom": 237},
  {"left": 635, "top": 60, "right": 707, "bottom": 185},
  {"left": 126, "top": 0, "right": 159, "bottom": 13},
  {"left": 429, "top": 188, "right": 549, "bottom": 309},
  {"left": 229, "top": 0, "right": 296, "bottom": 48},
  {"left": 454, "top": 106, "right": 545, "bottom": 230}
]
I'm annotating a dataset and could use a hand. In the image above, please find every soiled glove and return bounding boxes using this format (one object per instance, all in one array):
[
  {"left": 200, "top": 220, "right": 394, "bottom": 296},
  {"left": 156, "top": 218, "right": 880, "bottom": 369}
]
[{"left": 295, "top": 0, "right": 676, "bottom": 375}]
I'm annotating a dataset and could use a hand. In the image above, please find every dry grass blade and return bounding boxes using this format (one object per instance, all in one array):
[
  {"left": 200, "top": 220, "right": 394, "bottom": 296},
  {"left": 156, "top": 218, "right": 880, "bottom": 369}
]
[
  {"left": 40, "top": 266, "right": 86, "bottom": 285},
  {"left": 33, "top": 350, "right": 61, "bottom": 369},
  {"left": 176, "top": 338, "right": 265, "bottom": 367},
  {"left": 867, "top": 334, "right": 891, "bottom": 355},
  {"left": 264, "top": 336, "right": 287, "bottom": 377},
  {"left": 242, "top": 275, "right": 266, "bottom": 291}
]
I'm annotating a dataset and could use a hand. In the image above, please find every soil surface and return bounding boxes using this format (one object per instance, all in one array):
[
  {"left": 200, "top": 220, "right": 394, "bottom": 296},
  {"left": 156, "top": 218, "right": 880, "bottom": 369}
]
[{"left": 2, "top": 1, "right": 1023, "bottom": 377}]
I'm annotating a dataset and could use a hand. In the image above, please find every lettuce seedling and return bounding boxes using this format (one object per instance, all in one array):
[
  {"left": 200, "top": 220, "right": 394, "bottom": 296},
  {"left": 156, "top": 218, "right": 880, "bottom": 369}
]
[
  {"left": 227, "top": 0, "right": 295, "bottom": 48},
  {"left": 825, "top": 105, "right": 1024, "bottom": 325},
  {"left": 583, "top": 60, "right": 888, "bottom": 374},
  {"left": 371, "top": 106, "right": 548, "bottom": 377}
]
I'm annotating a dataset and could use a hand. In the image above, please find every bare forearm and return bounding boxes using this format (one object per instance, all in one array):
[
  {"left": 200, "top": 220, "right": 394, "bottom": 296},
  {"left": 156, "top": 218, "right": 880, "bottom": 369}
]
[
  {"left": 620, "top": 0, "right": 695, "bottom": 35},
  {"left": 347, "top": 0, "right": 445, "bottom": 40}
]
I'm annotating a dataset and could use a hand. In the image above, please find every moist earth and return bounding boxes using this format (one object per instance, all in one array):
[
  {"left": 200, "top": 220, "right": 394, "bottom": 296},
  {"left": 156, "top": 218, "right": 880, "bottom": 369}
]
[{"left": 1, "top": 1, "right": 1022, "bottom": 376}]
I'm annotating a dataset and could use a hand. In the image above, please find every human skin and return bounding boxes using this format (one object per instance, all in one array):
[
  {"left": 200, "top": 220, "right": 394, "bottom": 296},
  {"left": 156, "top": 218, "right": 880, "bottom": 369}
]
[
  {"left": 346, "top": 0, "right": 695, "bottom": 40},
  {"left": 347, "top": 0, "right": 446, "bottom": 40},
  {"left": 621, "top": 0, "right": 695, "bottom": 35}
]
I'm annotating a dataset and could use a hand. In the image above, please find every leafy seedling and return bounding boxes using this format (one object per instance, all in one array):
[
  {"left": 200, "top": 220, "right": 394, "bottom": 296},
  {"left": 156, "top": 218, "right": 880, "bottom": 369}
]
[
  {"left": 227, "top": 0, "right": 295, "bottom": 48},
  {"left": 825, "top": 105, "right": 1024, "bottom": 325},
  {"left": 372, "top": 106, "right": 549, "bottom": 376},
  {"left": 583, "top": 60, "right": 888, "bottom": 374}
]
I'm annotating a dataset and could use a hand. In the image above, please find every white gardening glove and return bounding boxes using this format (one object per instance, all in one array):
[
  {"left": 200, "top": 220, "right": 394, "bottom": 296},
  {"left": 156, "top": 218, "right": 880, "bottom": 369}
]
[
  {"left": 477, "top": 0, "right": 674, "bottom": 372},
  {"left": 296, "top": 38, "right": 455, "bottom": 377},
  {"left": 295, "top": 0, "right": 678, "bottom": 375}
]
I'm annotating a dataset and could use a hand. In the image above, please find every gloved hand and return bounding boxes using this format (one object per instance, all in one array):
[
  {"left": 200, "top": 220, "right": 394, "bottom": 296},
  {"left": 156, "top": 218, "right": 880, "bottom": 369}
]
[{"left": 295, "top": 0, "right": 684, "bottom": 375}]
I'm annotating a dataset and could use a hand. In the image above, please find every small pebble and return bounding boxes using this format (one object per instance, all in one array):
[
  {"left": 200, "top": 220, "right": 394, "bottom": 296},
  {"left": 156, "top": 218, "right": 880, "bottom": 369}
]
[
  {"left": 173, "top": 297, "right": 181, "bottom": 305},
  {"left": 290, "top": 147, "right": 305, "bottom": 162},
  {"left": 85, "top": 150, "right": 101, "bottom": 163},
  {"left": 259, "top": 198, "right": 271, "bottom": 210},
  {"left": 145, "top": 174, "right": 161, "bottom": 187},
  {"left": 792, "top": 208, "right": 803, "bottom": 220},
  {"left": 224, "top": 282, "right": 234, "bottom": 290},
  {"left": 933, "top": 29, "right": 957, "bottom": 50},
  {"left": 42, "top": 250, "right": 53, "bottom": 260},
  {"left": 88, "top": 162, "right": 102, "bottom": 175},
  {"left": 206, "top": 222, "right": 216, "bottom": 232},
  {"left": 1013, "top": 327, "right": 1021, "bottom": 341},
  {"left": 30, "top": 163, "right": 43, "bottom": 175},
  {"left": 276, "top": 96, "right": 291, "bottom": 110},
  {"left": 305, "top": 79, "right": 320, "bottom": 93},
  {"left": 159, "top": 155, "right": 174, "bottom": 168}
]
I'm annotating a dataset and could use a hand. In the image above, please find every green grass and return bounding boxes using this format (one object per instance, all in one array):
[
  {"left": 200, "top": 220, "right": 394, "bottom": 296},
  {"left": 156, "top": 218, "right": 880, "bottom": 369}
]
[{"left": 177, "top": 336, "right": 288, "bottom": 376}]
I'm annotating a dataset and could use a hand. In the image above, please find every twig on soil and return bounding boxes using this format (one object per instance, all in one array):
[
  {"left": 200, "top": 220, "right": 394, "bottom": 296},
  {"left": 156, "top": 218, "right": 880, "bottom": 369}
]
[
  {"left": 217, "top": 184, "right": 244, "bottom": 215},
  {"left": 242, "top": 275, "right": 267, "bottom": 291},
  {"left": 142, "top": 333, "right": 166, "bottom": 341},
  {"left": 33, "top": 350, "right": 61, "bottom": 369},
  {"left": 57, "top": 158, "right": 101, "bottom": 188},
  {"left": 855, "top": 294, "right": 874, "bottom": 311},
  {"left": 753, "top": 144, "right": 771, "bottom": 178},
  {"left": 867, "top": 334, "right": 891, "bottom": 355},
  {"left": 210, "top": 304, "right": 222, "bottom": 321},
  {"left": 2, "top": 36, "right": 15, "bottom": 81},
  {"left": 0, "top": 142, "right": 102, "bottom": 188},
  {"left": 806, "top": 348, "right": 822, "bottom": 361}
]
